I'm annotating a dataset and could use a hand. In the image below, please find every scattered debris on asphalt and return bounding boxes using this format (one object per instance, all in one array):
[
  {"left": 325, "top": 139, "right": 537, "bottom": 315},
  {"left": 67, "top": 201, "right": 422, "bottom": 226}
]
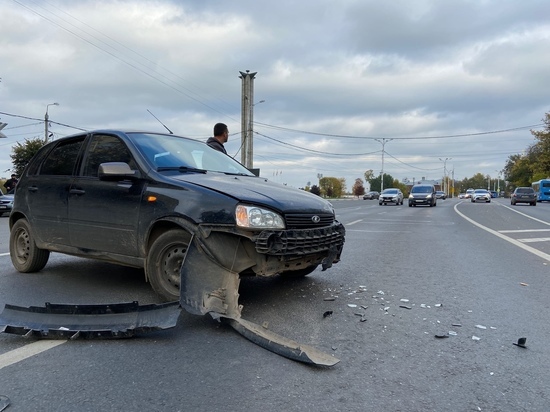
[
  {"left": 472, "top": 336, "right": 481, "bottom": 341},
  {"left": 520, "top": 282, "right": 529, "bottom": 286},
  {"left": 435, "top": 334, "right": 449, "bottom": 339},
  {"left": 0, "top": 395, "right": 9, "bottom": 412},
  {"left": 513, "top": 337, "right": 527, "bottom": 348},
  {"left": 323, "top": 310, "right": 333, "bottom": 318}
]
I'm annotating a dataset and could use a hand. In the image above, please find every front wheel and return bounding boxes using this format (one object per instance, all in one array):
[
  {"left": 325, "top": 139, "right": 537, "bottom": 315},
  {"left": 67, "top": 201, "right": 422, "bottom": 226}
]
[
  {"left": 146, "top": 229, "right": 192, "bottom": 302},
  {"left": 10, "top": 218, "right": 50, "bottom": 272}
]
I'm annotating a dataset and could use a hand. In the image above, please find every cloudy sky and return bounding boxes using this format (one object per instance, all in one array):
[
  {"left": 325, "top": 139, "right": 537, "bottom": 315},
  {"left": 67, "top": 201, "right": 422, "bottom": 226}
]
[{"left": 1, "top": 0, "right": 549, "bottom": 190}]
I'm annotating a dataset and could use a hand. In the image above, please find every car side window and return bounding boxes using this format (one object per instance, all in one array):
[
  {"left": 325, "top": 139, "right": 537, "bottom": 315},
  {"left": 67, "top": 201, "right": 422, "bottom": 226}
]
[
  {"left": 82, "top": 135, "right": 136, "bottom": 177},
  {"left": 39, "top": 137, "right": 85, "bottom": 176}
]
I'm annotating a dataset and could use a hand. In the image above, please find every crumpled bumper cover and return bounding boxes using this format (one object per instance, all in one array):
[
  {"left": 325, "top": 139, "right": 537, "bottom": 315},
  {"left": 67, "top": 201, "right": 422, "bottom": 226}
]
[{"left": 0, "top": 301, "right": 181, "bottom": 339}]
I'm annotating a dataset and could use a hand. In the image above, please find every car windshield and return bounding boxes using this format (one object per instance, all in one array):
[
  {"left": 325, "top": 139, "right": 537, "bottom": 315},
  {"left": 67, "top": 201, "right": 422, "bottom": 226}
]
[
  {"left": 412, "top": 186, "right": 432, "bottom": 193},
  {"left": 382, "top": 189, "right": 398, "bottom": 194},
  {"left": 474, "top": 189, "right": 488, "bottom": 193},
  {"left": 129, "top": 132, "right": 254, "bottom": 176}
]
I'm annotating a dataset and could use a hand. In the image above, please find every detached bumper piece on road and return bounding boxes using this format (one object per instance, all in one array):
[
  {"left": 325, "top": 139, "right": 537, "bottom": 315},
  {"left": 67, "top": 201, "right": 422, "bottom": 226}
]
[{"left": 0, "top": 301, "right": 181, "bottom": 339}]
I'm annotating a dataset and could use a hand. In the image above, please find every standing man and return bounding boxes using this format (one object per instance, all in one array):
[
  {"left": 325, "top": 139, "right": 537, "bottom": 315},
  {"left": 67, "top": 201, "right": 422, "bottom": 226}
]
[
  {"left": 3, "top": 174, "right": 18, "bottom": 193},
  {"left": 206, "top": 123, "right": 228, "bottom": 154}
]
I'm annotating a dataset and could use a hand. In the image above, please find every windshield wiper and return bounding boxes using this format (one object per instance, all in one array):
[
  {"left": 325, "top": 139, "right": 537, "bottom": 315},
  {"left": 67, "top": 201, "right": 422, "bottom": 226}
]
[{"left": 156, "top": 166, "right": 207, "bottom": 174}]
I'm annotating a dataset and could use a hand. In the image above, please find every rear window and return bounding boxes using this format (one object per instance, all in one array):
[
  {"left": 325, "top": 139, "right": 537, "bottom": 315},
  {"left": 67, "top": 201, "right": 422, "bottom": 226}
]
[{"left": 516, "top": 188, "right": 534, "bottom": 194}]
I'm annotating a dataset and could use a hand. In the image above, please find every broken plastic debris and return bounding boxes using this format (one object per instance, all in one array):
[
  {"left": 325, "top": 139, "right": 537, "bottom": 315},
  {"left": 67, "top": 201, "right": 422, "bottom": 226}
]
[
  {"left": 400, "top": 299, "right": 409, "bottom": 302},
  {"left": 452, "top": 323, "right": 462, "bottom": 327},
  {"left": 475, "top": 325, "right": 487, "bottom": 330},
  {"left": 472, "top": 336, "right": 481, "bottom": 341},
  {"left": 347, "top": 304, "right": 357, "bottom": 308},
  {"left": 435, "top": 334, "right": 449, "bottom": 339},
  {"left": 383, "top": 307, "right": 390, "bottom": 311},
  {"left": 399, "top": 305, "right": 412, "bottom": 310},
  {"left": 323, "top": 297, "right": 336, "bottom": 301},
  {"left": 520, "top": 282, "right": 529, "bottom": 286},
  {"left": 262, "top": 321, "right": 269, "bottom": 329},
  {"left": 323, "top": 311, "right": 333, "bottom": 318},
  {"left": 434, "top": 303, "right": 442, "bottom": 307},
  {"left": 0, "top": 395, "right": 9, "bottom": 412},
  {"left": 513, "top": 337, "right": 527, "bottom": 348},
  {"left": 420, "top": 304, "right": 427, "bottom": 308},
  {"left": 448, "top": 331, "right": 458, "bottom": 336},
  {"left": 377, "top": 291, "right": 385, "bottom": 295}
]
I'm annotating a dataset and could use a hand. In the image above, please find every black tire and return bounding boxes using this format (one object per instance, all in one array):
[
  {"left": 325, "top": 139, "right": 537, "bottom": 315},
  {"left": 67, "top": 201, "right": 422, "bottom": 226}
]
[
  {"left": 409, "top": 203, "right": 412, "bottom": 207},
  {"left": 146, "top": 229, "right": 192, "bottom": 302},
  {"left": 280, "top": 265, "right": 319, "bottom": 278},
  {"left": 10, "top": 218, "right": 50, "bottom": 272},
  {"left": 531, "top": 202, "right": 536, "bottom": 206}
]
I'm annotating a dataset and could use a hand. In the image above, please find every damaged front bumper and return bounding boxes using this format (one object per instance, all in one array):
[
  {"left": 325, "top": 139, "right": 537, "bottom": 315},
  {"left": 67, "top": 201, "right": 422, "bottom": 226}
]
[{"left": 0, "top": 230, "right": 341, "bottom": 367}]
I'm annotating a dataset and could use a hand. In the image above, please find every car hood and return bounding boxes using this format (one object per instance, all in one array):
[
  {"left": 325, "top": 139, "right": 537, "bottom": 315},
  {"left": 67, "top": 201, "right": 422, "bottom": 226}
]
[{"left": 168, "top": 173, "right": 335, "bottom": 214}]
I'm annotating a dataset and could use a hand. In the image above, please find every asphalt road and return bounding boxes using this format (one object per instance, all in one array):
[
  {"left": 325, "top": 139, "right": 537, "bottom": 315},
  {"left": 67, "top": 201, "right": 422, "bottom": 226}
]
[{"left": 1, "top": 198, "right": 549, "bottom": 412}]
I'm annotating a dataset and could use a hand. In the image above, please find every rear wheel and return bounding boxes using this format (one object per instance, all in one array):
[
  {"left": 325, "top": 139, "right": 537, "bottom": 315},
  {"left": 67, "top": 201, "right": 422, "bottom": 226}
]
[
  {"left": 146, "top": 229, "right": 191, "bottom": 302},
  {"left": 10, "top": 218, "right": 50, "bottom": 272}
]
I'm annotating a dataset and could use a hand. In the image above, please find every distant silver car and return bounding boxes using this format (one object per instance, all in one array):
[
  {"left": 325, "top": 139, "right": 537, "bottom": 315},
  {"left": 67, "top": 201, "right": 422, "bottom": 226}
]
[
  {"left": 471, "top": 189, "right": 491, "bottom": 203},
  {"left": 379, "top": 188, "right": 403, "bottom": 205},
  {"left": 0, "top": 193, "right": 14, "bottom": 216}
]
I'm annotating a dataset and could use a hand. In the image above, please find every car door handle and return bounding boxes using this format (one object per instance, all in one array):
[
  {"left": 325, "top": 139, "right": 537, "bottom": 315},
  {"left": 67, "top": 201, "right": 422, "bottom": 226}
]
[
  {"left": 28, "top": 186, "right": 38, "bottom": 192},
  {"left": 69, "top": 189, "right": 86, "bottom": 195}
]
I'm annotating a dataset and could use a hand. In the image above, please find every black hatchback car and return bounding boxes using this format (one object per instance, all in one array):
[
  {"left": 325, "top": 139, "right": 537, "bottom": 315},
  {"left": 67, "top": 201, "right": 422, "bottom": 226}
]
[
  {"left": 9, "top": 130, "right": 345, "bottom": 301},
  {"left": 511, "top": 187, "right": 536, "bottom": 206}
]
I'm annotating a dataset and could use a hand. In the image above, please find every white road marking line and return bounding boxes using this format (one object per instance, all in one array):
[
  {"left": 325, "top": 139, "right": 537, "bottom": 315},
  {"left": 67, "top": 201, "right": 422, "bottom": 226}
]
[
  {"left": 499, "top": 204, "right": 550, "bottom": 226},
  {"left": 499, "top": 229, "right": 550, "bottom": 233},
  {"left": 347, "top": 220, "right": 363, "bottom": 226},
  {"left": 517, "top": 237, "right": 550, "bottom": 243},
  {"left": 0, "top": 340, "right": 66, "bottom": 369},
  {"left": 454, "top": 203, "right": 550, "bottom": 262},
  {"left": 0, "top": 253, "right": 10, "bottom": 257}
]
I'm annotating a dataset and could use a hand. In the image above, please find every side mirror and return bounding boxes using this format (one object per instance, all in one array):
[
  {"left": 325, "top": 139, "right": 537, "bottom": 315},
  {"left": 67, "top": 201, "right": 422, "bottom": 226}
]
[{"left": 98, "top": 162, "right": 139, "bottom": 180}]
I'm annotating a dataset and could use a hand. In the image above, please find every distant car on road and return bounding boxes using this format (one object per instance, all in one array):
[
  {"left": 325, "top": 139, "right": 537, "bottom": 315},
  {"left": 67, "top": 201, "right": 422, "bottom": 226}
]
[
  {"left": 464, "top": 188, "right": 475, "bottom": 199},
  {"left": 0, "top": 192, "right": 14, "bottom": 216},
  {"left": 363, "top": 191, "right": 379, "bottom": 200},
  {"left": 490, "top": 191, "right": 498, "bottom": 198},
  {"left": 471, "top": 189, "right": 491, "bottom": 203},
  {"left": 378, "top": 188, "right": 403, "bottom": 205},
  {"left": 511, "top": 187, "right": 536, "bottom": 206},
  {"left": 408, "top": 184, "right": 437, "bottom": 207},
  {"left": 435, "top": 191, "right": 446, "bottom": 200},
  {"left": 458, "top": 193, "right": 466, "bottom": 199}
]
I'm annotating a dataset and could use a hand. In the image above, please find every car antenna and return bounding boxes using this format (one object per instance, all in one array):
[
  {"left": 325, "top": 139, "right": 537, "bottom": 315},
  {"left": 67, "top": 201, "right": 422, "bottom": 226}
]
[{"left": 147, "top": 109, "right": 173, "bottom": 134}]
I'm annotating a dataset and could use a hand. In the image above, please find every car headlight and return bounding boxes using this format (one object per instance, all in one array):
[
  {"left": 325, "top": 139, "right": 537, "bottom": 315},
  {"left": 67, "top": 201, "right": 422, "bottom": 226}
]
[
  {"left": 426, "top": 194, "right": 432, "bottom": 198},
  {"left": 236, "top": 205, "right": 285, "bottom": 229},
  {"left": 409, "top": 194, "right": 414, "bottom": 199}
]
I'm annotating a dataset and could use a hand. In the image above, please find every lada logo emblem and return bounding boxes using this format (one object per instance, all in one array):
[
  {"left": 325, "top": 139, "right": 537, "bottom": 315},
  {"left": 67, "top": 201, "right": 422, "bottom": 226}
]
[{"left": 311, "top": 215, "right": 321, "bottom": 223}]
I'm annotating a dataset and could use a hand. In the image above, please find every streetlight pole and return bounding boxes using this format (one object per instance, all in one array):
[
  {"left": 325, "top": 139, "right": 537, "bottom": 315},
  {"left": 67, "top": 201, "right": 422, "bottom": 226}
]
[
  {"left": 439, "top": 157, "right": 451, "bottom": 196},
  {"left": 45, "top": 102, "right": 59, "bottom": 143},
  {"left": 375, "top": 138, "right": 393, "bottom": 192}
]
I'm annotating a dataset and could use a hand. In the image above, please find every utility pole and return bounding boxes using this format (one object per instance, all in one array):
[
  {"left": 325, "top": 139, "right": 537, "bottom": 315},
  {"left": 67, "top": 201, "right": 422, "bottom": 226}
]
[
  {"left": 45, "top": 102, "right": 59, "bottom": 143},
  {"left": 239, "top": 71, "right": 256, "bottom": 168},
  {"left": 375, "top": 138, "right": 393, "bottom": 192}
]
